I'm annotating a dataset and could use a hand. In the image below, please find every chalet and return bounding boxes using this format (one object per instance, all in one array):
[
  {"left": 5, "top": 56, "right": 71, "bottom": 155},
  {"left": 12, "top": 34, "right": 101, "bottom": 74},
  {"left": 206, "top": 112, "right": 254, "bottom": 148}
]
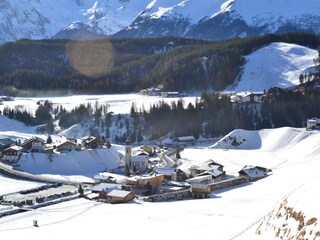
[
  {"left": 0, "top": 138, "right": 15, "bottom": 151},
  {"left": 20, "top": 137, "right": 45, "bottom": 152},
  {"left": 186, "top": 175, "right": 212, "bottom": 185},
  {"left": 134, "top": 150, "right": 149, "bottom": 157},
  {"left": 189, "top": 160, "right": 225, "bottom": 180},
  {"left": 56, "top": 140, "right": 79, "bottom": 152},
  {"left": 161, "top": 92, "right": 179, "bottom": 98},
  {"left": 230, "top": 92, "right": 263, "bottom": 103},
  {"left": 176, "top": 136, "right": 196, "bottom": 143},
  {"left": 190, "top": 184, "right": 211, "bottom": 199},
  {"left": 106, "top": 190, "right": 134, "bottom": 203},
  {"left": 130, "top": 156, "right": 149, "bottom": 170},
  {"left": 241, "top": 93, "right": 263, "bottom": 103},
  {"left": 82, "top": 136, "right": 104, "bottom": 149},
  {"left": 127, "top": 174, "right": 164, "bottom": 194},
  {"left": 93, "top": 174, "right": 120, "bottom": 184},
  {"left": 91, "top": 183, "right": 123, "bottom": 198},
  {"left": 307, "top": 118, "right": 320, "bottom": 130},
  {"left": 154, "top": 167, "right": 176, "bottom": 181},
  {"left": 2, "top": 146, "right": 23, "bottom": 163},
  {"left": 238, "top": 165, "right": 271, "bottom": 181}
]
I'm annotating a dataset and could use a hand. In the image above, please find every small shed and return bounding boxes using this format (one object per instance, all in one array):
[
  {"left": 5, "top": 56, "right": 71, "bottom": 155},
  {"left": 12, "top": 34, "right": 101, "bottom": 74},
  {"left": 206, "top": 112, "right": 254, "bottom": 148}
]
[
  {"left": 106, "top": 190, "right": 134, "bottom": 203},
  {"left": 191, "top": 184, "right": 211, "bottom": 199}
]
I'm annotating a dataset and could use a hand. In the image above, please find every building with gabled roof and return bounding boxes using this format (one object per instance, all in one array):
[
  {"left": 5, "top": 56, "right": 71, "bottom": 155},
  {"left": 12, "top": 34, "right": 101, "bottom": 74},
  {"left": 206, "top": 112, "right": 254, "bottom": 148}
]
[
  {"left": 56, "top": 140, "right": 79, "bottom": 152},
  {"left": 82, "top": 136, "right": 104, "bottom": 149},
  {"left": 238, "top": 165, "right": 271, "bottom": 181},
  {"left": 2, "top": 146, "right": 23, "bottom": 163},
  {"left": 20, "top": 137, "right": 45, "bottom": 152},
  {"left": 106, "top": 190, "right": 134, "bottom": 203}
]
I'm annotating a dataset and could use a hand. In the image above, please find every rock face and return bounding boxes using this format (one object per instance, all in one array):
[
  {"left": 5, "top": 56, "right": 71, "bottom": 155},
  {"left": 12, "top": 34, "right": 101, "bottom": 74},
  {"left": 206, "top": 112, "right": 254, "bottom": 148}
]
[{"left": 1, "top": 0, "right": 320, "bottom": 44}]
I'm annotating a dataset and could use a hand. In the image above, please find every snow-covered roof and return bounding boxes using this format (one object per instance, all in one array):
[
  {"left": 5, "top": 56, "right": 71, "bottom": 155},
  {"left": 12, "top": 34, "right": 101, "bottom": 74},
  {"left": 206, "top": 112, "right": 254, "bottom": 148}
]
[
  {"left": 308, "top": 118, "right": 320, "bottom": 124},
  {"left": 107, "top": 189, "right": 132, "bottom": 198},
  {"left": 131, "top": 156, "right": 148, "bottom": 163},
  {"left": 91, "top": 183, "right": 122, "bottom": 192},
  {"left": 239, "top": 165, "right": 267, "bottom": 178},
  {"left": 177, "top": 136, "right": 196, "bottom": 142},
  {"left": 3, "top": 145, "right": 23, "bottom": 152},
  {"left": 186, "top": 175, "right": 212, "bottom": 184},
  {"left": 154, "top": 168, "right": 176, "bottom": 176}
]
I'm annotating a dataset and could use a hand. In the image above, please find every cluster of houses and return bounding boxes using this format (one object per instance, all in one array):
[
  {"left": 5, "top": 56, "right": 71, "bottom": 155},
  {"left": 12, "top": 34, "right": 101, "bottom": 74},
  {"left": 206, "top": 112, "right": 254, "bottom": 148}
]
[
  {"left": 0, "top": 135, "right": 106, "bottom": 163},
  {"left": 86, "top": 139, "right": 272, "bottom": 203},
  {"left": 217, "top": 92, "right": 263, "bottom": 104},
  {"left": 306, "top": 117, "right": 320, "bottom": 130},
  {"left": 138, "top": 87, "right": 184, "bottom": 98}
]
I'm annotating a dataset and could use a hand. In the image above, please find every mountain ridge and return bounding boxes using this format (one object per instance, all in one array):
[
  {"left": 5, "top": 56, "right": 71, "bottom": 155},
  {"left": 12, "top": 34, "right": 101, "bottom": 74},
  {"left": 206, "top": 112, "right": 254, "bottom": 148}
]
[{"left": 1, "top": 0, "right": 320, "bottom": 44}]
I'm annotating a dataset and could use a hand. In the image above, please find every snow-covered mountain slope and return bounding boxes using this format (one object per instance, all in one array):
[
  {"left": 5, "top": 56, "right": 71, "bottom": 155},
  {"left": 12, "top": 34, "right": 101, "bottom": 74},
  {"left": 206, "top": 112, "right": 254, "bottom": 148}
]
[
  {"left": 228, "top": 42, "right": 318, "bottom": 92},
  {"left": 0, "top": 0, "right": 149, "bottom": 43},
  {"left": 187, "top": 0, "right": 320, "bottom": 40},
  {"left": 1, "top": 126, "right": 320, "bottom": 239},
  {"left": 114, "top": 0, "right": 320, "bottom": 39},
  {"left": 1, "top": 0, "right": 320, "bottom": 43},
  {"left": 17, "top": 147, "right": 123, "bottom": 179}
]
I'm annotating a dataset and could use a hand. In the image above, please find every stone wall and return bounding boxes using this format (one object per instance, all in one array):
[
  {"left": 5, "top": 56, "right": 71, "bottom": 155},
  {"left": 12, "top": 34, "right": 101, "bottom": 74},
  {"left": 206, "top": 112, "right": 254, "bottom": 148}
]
[
  {"left": 144, "top": 189, "right": 191, "bottom": 202},
  {"left": 209, "top": 177, "right": 249, "bottom": 191}
]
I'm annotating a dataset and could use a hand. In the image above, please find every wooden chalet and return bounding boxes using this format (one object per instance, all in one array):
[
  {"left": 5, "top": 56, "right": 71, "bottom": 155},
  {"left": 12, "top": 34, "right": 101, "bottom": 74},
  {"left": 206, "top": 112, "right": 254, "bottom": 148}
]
[
  {"left": 56, "top": 140, "right": 79, "bottom": 152},
  {"left": 238, "top": 165, "right": 271, "bottom": 181},
  {"left": 106, "top": 190, "right": 134, "bottom": 203},
  {"left": 83, "top": 136, "right": 104, "bottom": 149},
  {"left": 191, "top": 184, "right": 211, "bottom": 199},
  {"left": 20, "top": 137, "right": 45, "bottom": 152},
  {"left": 2, "top": 146, "right": 23, "bottom": 163}
]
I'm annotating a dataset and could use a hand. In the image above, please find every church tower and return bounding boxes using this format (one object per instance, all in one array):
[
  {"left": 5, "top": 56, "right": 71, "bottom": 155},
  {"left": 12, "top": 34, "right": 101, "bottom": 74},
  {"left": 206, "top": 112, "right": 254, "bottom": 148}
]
[{"left": 125, "top": 139, "right": 132, "bottom": 167}]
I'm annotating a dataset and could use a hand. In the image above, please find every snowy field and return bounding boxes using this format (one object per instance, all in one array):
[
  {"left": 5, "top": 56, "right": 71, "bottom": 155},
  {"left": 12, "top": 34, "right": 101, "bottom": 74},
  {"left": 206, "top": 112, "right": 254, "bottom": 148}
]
[
  {"left": 229, "top": 42, "right": 317, "bottom": 92},
  {"left": 0, "top": 127, "right": 319, "bottom": 239},
  {"left": 0, "top": 174, "right": 44, "bottom": 196},
  {"left": 0, "top": 93, "right": 199, "bottom": 115}
]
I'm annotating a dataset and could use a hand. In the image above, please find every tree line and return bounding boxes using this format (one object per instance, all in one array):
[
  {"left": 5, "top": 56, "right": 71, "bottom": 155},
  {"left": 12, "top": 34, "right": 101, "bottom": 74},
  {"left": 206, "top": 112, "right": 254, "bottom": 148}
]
[{"left": 1, "top": 33, "right": 320, "bottom": 95}]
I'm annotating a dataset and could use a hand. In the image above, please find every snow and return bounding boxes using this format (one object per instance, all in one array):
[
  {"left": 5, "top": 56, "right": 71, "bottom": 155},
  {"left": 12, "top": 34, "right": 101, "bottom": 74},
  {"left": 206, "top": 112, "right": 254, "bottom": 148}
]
[
  {"left": 0, "top": 174, "right": 43, "bottom": 196},
  {"left": 219, "top": 0, "right": 320, "bottom": 31},
  {"left": 0, "top": 93, "right": 198, "bottom": 115},
  {"left": 144, "top": 0, "right": 226, "bottom": 24},
  {"left": 15, "top": 147, "right": 123, "bottom": 182},
  {"left": 229, "top": 42, "right": 318, "bottom": 92},
  {"left": 0, "top": 126, "right": 319, "bottom": 239},
  {"left": 0, "top": 0, "right": 151, "bottom": 41}
]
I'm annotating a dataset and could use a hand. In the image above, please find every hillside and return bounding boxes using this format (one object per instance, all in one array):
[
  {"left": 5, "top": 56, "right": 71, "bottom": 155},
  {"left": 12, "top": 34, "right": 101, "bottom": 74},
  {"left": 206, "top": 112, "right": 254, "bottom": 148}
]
[
  {"left": 0, "top": 33, "right": 319, "bottom": 95},
  {"left": 1, "top": 127, "right": 320, "bottom": 239},
  {"left": 228, "top": 42, "right": 317, "bottom": 92}
]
